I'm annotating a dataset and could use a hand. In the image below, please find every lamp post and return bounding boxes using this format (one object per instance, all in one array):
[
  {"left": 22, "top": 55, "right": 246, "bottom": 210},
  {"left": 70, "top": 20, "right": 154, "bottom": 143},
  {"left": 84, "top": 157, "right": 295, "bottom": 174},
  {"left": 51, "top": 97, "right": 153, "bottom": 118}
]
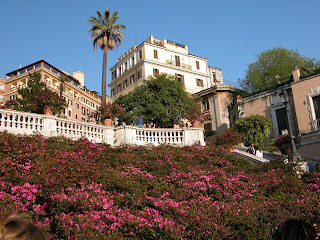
[
  {"left": 178, "top": 98, "right": 182, "bottom": 124},
  {"left": 279, "top": 89, "right": 297, "bottom": 160}
]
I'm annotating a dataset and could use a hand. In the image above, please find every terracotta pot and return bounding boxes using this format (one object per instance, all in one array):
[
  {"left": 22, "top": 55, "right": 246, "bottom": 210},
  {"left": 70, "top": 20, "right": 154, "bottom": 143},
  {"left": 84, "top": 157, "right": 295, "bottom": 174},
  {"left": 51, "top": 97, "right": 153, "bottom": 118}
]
[
  {"left": 103, "top": 119, "right": 112, "bottom": 127},
  {"left": 226, "top": 145, "right": 235, "bottom": 153},
  {"left": 280, "top": 147, "right": 292, "bottom": 156},
  {"left": 192, "top": 121, "right": 201, "bottom": 128},
  {"left": 44, "top": 106, "right": 53, "bottom": 116}
]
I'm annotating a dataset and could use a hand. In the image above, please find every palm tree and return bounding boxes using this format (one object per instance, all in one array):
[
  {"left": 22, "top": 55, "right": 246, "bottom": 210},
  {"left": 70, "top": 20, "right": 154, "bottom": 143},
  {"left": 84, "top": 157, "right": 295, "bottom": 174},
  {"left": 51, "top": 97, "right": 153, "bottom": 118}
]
[{"left": 88, "top": 9, "right": 126, "bottom": 105}]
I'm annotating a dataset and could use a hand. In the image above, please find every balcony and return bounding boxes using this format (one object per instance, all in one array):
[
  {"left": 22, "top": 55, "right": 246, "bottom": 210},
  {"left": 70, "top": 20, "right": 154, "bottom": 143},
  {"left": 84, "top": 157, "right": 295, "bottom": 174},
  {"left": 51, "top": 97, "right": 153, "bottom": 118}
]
[{"left": 166, "top": 60, "right": 192, "bottom": 70}]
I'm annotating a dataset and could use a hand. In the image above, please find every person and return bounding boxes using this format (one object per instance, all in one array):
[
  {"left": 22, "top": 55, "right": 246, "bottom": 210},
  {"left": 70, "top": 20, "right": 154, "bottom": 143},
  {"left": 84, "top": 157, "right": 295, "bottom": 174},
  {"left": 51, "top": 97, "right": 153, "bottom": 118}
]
[
  {"left": 135, "top": 116, "right": 143, "bottom": 128},
  {"left": 273, "top": 219, "right": 318, "bottom": 240},
  {"left": 0, "top": 212, "right": 48, "bottom": 240},
  {"left": 247, "top": 143, "right": 255, "bottom": 155},
  {"left": 255, "top": 146, "right": 263, "bottom": 158}
]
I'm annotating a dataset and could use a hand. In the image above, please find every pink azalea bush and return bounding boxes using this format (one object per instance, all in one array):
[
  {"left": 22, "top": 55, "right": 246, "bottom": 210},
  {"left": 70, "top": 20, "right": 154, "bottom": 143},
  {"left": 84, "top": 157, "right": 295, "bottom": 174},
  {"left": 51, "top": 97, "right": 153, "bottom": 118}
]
[
  {"left": 0, "top": 132, "right": 319, "bottom": 239},
  {"left": 216, "top": 129, "right": 243, "bottom": 147}
]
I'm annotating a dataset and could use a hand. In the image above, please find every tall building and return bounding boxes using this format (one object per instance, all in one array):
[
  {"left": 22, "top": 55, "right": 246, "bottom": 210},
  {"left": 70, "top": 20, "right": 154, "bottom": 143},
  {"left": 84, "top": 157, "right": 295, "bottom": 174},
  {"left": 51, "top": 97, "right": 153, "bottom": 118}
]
[
  {"left": 0, "top": 78, "right": 5, "bottom": 105},
  {"left": 4, "top": 60, "right": 107, "bottom": 122},
  {"left": 109, "top": 35, "right": 212, "bottom": 100}
]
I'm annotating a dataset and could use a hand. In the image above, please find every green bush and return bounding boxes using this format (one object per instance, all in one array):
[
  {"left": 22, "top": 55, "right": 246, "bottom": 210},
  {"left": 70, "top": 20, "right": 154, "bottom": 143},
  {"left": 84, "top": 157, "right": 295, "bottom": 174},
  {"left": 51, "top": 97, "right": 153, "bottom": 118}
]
[{"left": 235, "top": 115, "right": 272, "bottom": 149}]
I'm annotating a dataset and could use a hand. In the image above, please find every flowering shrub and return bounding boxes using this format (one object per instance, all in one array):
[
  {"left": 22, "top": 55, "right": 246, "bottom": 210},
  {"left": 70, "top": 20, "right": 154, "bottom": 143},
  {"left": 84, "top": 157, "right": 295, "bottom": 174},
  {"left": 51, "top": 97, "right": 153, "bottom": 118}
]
[
  {"left": 274, "top": 134, "right": 291, "bottom": 149},
  {"left": 0, "top": 132, "right": 319, "bottom": 239},
  {"left": 92, "top": 102, "right": 125, "bottom": 123},
  {"left": 184, "top": 103, "right": 209, "bottom": 124},
  {"left": 216, "top": 129, "right": 243, "bottom": 146}
]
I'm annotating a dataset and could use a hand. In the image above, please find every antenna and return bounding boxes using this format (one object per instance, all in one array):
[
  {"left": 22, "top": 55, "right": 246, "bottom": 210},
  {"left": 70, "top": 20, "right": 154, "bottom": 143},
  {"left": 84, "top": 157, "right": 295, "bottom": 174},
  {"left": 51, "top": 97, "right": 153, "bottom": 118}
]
[{"left": 246, "top": 43, "right": 251, "bottom": 63}]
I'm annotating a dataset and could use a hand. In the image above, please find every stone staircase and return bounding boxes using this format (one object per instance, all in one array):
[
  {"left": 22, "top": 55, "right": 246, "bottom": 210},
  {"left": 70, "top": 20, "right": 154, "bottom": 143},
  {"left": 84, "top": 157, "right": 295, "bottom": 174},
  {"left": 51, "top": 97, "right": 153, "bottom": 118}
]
[{"left": 231, "top": 146, "right": 282, "bottom": 164}]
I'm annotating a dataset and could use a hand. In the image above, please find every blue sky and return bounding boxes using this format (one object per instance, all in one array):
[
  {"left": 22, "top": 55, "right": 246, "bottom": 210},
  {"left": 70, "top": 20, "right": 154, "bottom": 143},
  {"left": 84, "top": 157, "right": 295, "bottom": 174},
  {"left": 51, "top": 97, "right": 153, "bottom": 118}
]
[{"left": 1, "top": 0, "right": 319, "bottom": 96}]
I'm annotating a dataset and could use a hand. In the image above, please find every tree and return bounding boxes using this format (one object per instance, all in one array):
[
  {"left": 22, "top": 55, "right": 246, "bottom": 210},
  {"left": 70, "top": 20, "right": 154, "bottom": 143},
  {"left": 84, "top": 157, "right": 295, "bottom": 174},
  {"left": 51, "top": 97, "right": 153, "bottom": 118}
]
[
  {"left": 238, "top": 47, "right": 319, "bottom": 92},
  {"left": 115, "top": 73, "right": 195, "bottom": 128},
  {"left": 17, "top": 72, "right": 67, "bottom": 114},
  {"left": 88, "top": 9, "right": 126, "bottom": 106},
  {"left": 234, "top": 115, "right": 272, "bottom": 149}
]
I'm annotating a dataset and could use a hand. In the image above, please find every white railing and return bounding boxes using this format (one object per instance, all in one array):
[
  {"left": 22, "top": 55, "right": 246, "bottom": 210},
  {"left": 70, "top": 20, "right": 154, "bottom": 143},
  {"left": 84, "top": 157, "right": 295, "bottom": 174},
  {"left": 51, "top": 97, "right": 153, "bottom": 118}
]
[
  {"left": 0, "top": 109, "right": 205, "bottom": 146},
  {"left": 135, "top": 128, "right": 184, "bottom": 146}
]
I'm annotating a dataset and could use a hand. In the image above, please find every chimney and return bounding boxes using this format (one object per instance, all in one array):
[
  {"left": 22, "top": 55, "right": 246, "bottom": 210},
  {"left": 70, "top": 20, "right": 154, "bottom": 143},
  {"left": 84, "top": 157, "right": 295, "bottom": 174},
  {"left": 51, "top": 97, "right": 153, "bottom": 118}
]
[
  {"left": 73, "top": 71, "right": 85, "bottom": 86},
  {"left": 292, "top": 65, "right": 300, "bottom": 82}
]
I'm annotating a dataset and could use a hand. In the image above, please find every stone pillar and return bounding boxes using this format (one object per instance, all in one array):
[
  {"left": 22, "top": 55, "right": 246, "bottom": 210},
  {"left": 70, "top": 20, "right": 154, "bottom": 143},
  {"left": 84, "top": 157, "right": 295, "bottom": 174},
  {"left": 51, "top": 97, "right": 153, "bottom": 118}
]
[
  {"left": 42, "top": 115, "right": 57, "bottom": 137},
  {"left": 114, "top": 125, "right": 137, "bottom": 146},
  {"left": 184, "top": 128, "right": 205, "bottom": 146}
]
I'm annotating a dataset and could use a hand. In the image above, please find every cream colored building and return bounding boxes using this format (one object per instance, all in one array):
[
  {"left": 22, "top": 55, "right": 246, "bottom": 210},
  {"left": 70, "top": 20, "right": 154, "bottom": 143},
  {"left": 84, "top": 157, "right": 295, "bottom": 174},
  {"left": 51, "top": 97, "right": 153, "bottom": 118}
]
[
  {"left": 4, "top": 60, "right": 106, "bottom": 122},
  {"left": 108, "top": 35, "right": 212, "bottom": 99}
]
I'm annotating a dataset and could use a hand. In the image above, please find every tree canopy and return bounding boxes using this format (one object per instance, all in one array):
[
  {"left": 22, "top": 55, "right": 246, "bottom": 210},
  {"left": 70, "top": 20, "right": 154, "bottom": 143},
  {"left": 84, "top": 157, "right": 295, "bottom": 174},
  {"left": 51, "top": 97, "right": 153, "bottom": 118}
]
[
  {"left": 88, "top": 9, "right": 126, "bottom": 105},
  {"left": 115, "top": 73, "right": 197, "bottom": 128},
  {"left": 16, "top": 72, "right": 67, "bottom": 114},
  {"left": 238, "top": 47, "right": 319, "bottom": 92}
]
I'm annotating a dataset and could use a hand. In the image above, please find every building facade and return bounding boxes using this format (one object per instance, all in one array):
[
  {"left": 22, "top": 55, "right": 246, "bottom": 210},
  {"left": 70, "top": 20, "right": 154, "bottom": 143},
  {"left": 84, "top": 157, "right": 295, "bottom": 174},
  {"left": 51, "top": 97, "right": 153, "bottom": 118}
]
[
  {"left": 4, "top": 60, "right": 105, "bottom": 122},
  {"left": 231, "top": 66, "right": 320, "bottom": 157},
  {"left": 108, "top": 35, "right": 212, "bottom": 100}
]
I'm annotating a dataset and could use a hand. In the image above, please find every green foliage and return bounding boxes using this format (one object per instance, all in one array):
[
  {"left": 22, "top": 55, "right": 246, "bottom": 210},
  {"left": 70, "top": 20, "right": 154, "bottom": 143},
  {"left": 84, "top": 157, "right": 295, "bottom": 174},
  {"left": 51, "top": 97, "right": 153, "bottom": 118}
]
[
  {"left": 16, "top": 72, "right": 67, "bottom": 114},
  {"left": 238, "top": 47, "right": 319, "bottom": 92},
  {"left": 115, "top": 73, "right": 195, "bottom": 127},
  {"left": 234, "top": 115, "right": 272, "bottom": 149}
]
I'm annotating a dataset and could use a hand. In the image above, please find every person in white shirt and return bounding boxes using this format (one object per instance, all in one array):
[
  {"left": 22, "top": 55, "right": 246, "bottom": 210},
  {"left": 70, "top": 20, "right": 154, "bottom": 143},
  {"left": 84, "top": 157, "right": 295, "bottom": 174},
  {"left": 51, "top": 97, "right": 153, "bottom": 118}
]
[{"left": 255, "top": 146, "right": 263, "bottom": 158}]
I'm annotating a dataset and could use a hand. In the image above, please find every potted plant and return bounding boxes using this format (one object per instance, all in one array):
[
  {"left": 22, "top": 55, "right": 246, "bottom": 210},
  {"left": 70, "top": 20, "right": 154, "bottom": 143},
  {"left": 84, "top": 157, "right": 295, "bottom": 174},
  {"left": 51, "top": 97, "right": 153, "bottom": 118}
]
[
  {"left": 184, "top": 103, "right": 209, "bottom": 128},
  {"left": 216, "top": 129, "right": 243, "bottom": 152},
  {"left": 92, "top": 102, "right": 125, "bottom": 126},
  {"left": 273, "top": 134, "right": 292, "bottom": 155}
]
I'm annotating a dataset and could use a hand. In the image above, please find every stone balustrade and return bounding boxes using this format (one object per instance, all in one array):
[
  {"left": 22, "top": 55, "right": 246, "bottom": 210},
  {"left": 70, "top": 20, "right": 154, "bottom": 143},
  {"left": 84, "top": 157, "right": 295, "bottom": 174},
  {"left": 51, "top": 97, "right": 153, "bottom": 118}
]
[{"left": 0, "top": 109, "right": 205, "bottom": 146}]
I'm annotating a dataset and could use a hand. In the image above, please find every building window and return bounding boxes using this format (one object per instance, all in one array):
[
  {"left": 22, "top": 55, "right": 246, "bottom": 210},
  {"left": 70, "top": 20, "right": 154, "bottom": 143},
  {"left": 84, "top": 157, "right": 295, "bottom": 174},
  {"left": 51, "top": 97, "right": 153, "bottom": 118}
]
[
  {"left": 26, "top": 66, "right": 33, "bottom": 72},
  {"left": 196, "top": 61, "right": 200, "bottom": 70},
  {"left": 82, "top": 107, "right": 86, "bottom": 115},
  {"left": 68, "top": 110, "right": 71, "bottom": 117},
  {"left": 112, "top": 70, "right": 117, "bottom": 80},
  {"left": 68, "top": 99, "right": 73, "bottom": 106},
  {"left": 175, "top": 74, "right": 184, "bottom": 85},
  {"left": 124, "top": 62, "right": 128, "bottom": 72},
  {"left": 130, "top": 74, "right": 135, "bottom": 84},
  {"left": 75, "top": 114, "right": 78, "bottom": 120},
  {"left": 153, "top": 68, "right": 159, "bottom": 76},
  {"left": 154, "top": 50, "right": 158, "bottom": 59},
  {"left": 75, "top": 103, "right": 79, "bottom": 109},
  {"left": 86, "top": 100, "right": 90, "bottom": 105},
  {"left": 111, "top": 88, "right": 115, "bottom": 97},
  {"left": 139, "top": 50, "right": 142, "bottom": 60},
  {"left": 0, "top": 84, "right": 3, "bottom": 89},
  {"left": 131, "top": 56, "right": 135, "bottom": 66},
  {"left": 213, "top": 73, "right": 217, "bottom": 84},
  {"left": 196, "top": 79, "right": 203, "bottom": 87},
  {"left": 312, "top": 95, "right": 320, "bottom": 120},
  {"left": 87, "top": 109, "right": 91, "bottom": 116},
  {"left": 175, "top": 55, "right": 180, "bottom": 67},
  {"left": 117, "top": 83, "right": 122, "bottom": 93},
  {"left": 0, "top": 95, "right": 3, "bottom": 102},
  {"left": 202, "top": 99, "right": 210, "bottom": 111},
  {"left": 82, "top": 118, "right": 86, "bottom": 122},
  {"left": 123, "top": 79, "right": 128, "bottom": 89},
  {"left": 138, "top": 69, "right": 142, "bottom": 79},
  {"left": 10, "top": 94, "right": 18, "bottom": 100}
]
